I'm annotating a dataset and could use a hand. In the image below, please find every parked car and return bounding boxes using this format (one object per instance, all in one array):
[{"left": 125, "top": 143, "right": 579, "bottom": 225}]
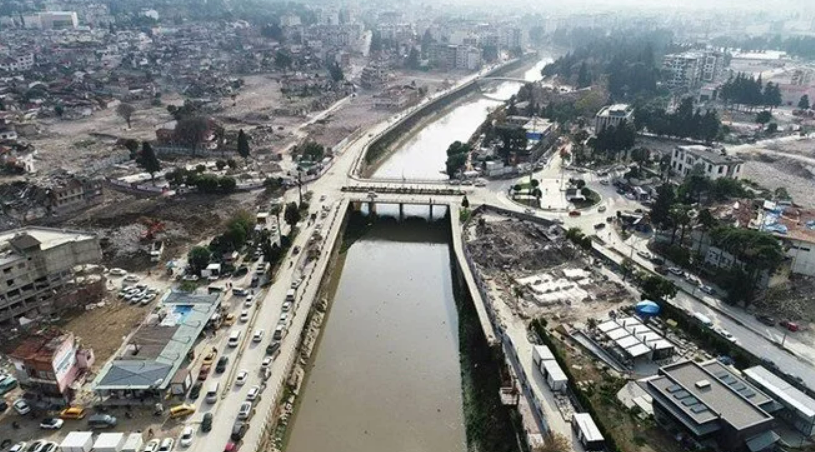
[
  {"left": 568, "top": 210, "right": 581, "bottom": 217},
  {"left": 654, "top": 266, "right": 669, "bottom": 275},
  {"left": 231, "top": 422, "right": 248, "bottom": 441},
  {"left": 158, "top": 438, "right": 174, "bottom": 452},
  {"left": 8, "top": 443, "right": 26, "bottom": 452},
  {"left": 237, "top": 402, "right": 252, "bottom": 420},
  {"left": 109, "top": 268, "right": 127, "bottom": 276},
  {"left": 59, "top": 407, "right": 86, "bottom": 419},
  {"left": 224, "top": 441, "right": 240, "bottom": 452},
  {"left": 87, "top": 414, "right": 117, "bottom": 429},
  {"left": 235, "top": 370, "right": 248, "bottom": 386},
  {"left": 179, "top": 427, "right": 194, "bottom": 447},
  {"left": 292, "top": 246, "right": 301, "bottom": 255},
  {"left": 246, "top": 386, "right": 260, "bottom": 401},
  {"left": 699, "top": 285, "right": 715, "bottom": 295},
  {"left": 202, "top": 350, "right": 217, "bottom": 366},
  {"left": 755, "top": 315, "right": 776, "bottom": 326},
  {"left": 266, "top": 341, "right": 280, "bottom": 356},
  {"left": 201, "top": 413, "right": 213, "bottom": 433},
  {"left": 124, "top": 274, "right": 140, "bottom": 283},
  {"left": 780, "top": 320, "right": 800, "bottom": 332},
  {"left": 282, "top": 302, "right": 292, "bottom": 313},
  {"left": 39, "top": 418, "right": 63, "bottom": 429},
  {"left": 252, "top": 329, "right": 264, "bottom": 342},
  {"left": 667, "top": 267, "right": 683, "bottom": 276},
  {"left": 261, "top": 357, "right": 273, "bottom": 371},
  {"left": 650, "top": 257, "right": 665, "bottom": 266},
  {"left": 143, "top": 439, "right": 160, "bottom": 452},
  {"left": 13, "top": 399, "right": 30, "bottom": 415},
  {"left": 197, "top": 366, "right": 211, "bottom": 381},
  {"left": 239, "top": 309, "right": 251, "bottom": 323},
  {"left": 636, "top": 250, "right": 651, "bottom": 260},
  {"left": 189, "top": 382, "right": 203, "bottom": 400},
  {"left": 216, "top": 356, "right": 229, "bottom": 373},
  {"left": 593, "top": 223, "right": 606, "bottom": 230},
  {"left": 597, "top": 205, "right": 607, "bottom": 212},
  {"left": 25, "top": 441, "right": 45, "bottom": 452},
  {"left": 224, "top": 314, "right": 236, "bottom": 326},
  {"left": 169, "top": 404, "right": 195, "bottom": 419},
  {"left": 715, "top": 327, "right": 737, "bottom": 343}
]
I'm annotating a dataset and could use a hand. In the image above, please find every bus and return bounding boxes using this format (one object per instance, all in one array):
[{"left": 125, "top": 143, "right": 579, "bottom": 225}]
[{"left": 0, "top": 376, "right": 17, "bottom": 395}]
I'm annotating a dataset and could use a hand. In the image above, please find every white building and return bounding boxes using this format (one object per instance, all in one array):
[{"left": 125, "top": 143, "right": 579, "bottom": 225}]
[
  {"left": 22, "top": 11, "right": 79, "bottom": 29},
  {"left": 594, "top": 104, "right": 634, "bottom": 133},
  {"left": 670, "top": 145, "right": 743, "bottom": 180},
  {"left": 280, "top": 14, "right": 301, "bottom": 28},
  {"left": 0, "top": 53, "right": 34, "bottom": 72}
]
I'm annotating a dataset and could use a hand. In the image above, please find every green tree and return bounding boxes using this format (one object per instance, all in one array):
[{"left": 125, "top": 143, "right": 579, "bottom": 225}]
[
  {"left": 445, "top": 141, "right": 471, "bottom": 178},
  {"left": 766, "top": 123, "right": 779, "bottom": 134},
  {"left": 299, "top": 141, "right": 325, "bottom": 161},
  {"left": 218, "top": 176, "right": 237, "bottom": 193},
  {"left": 137, "top": 141, "right": 162, "bottom": 182},
  {"left": 406, "top": 47, "right": 420, "bottom": 70},
  {"left": 215, "top": 160, "right": 226, "bottom": 170},
  {"left": 496, "top": 126, "right": 528, "bottom": 164},
  {"left": 640, "top": 275, "right": 678, "bottom": 301},
  {"left": 710, "top": 226, "right": 786, "bottom": 305},
  {"left": 756, "top": 110, "right": 772, "bottom": 124},
  {"left": 284, "top": 202, "right": 301, "bottom": 228},
  {"left": 576, "top": 61, "right": 591, "bottom": 88},
  {"left": 237, "top": 129, "right": 250, "bottom": 162},
  {"left": 630, "top": 147, "right": 650, "bottom": 172},
  {"left": 275, "top": 50, "right": 293, "bottom": 72},
  {"left": 187, "top": 246, "right": 212, "bottom": 275},
  {"left": 798, "top": 94, "right": 810, "bottom": 110},
  {"left": 774, "top": 187, "right": 791, "bottom": 201}
]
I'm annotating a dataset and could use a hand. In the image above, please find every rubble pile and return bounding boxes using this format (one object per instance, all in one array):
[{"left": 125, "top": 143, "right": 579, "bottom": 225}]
[
  {"left": 758, "top": 275, "right": 815, "bottom": 323},
  {"left": 468, "top": 218, "right": 571, "bottom": 272}
]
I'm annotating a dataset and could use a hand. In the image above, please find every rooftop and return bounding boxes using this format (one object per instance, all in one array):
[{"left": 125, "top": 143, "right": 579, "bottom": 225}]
[
  {"left": 676, "top": 145, "right": 744, "bottom": 166},
  {"left": 0, "top": 226, "right": 95, "bottom": 251},
  {"left": 597, "top": 104, "right": 633, "bottom": 118},
  {"left": 92, "top": 291, "right": 220, "bottom": 392},
  {"left": 649, "top": 360, "right": 772, "bottom": 430},
  {"left": 758, "top": 204, "right": 815, "bottom": 244},
  {"left": 744, "top": 366, "right": 815, "bottom": 420}
]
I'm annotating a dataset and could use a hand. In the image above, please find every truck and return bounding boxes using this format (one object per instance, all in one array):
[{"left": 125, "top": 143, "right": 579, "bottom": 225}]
[
  {"left": 93, "top": 432, "right": 125, "bottom": 452},
  {"left": 59, "top": 431, "right": 94, "bottom": 452},
  {"left": 286, "top": 289, "right": 296, "bottom": 302},
  {"left": 532, "top": 345, "right": 554, "bottom": 367},
  {"left": 121, "top": 434, "right": 144, "bottom": 452}
]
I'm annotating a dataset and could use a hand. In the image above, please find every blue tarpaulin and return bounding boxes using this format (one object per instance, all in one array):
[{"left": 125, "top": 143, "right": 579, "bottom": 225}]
[{"left": 635, "top": 300, "right": 661, "bottom": 316}]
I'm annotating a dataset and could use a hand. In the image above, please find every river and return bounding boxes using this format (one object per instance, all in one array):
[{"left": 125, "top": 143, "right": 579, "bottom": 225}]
[
  {"left": 372, "top": 57, "right": 552, "bottom": 181},
  {"left": 285, "top": 215, "right": 466, "bottom": 452}
]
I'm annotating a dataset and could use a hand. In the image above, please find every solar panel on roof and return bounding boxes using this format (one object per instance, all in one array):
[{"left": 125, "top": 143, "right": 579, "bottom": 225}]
[
  {"left": 714, "top": 371, "right": 728, "bottom": 378},
  {"left": 666, "top": 384, "right": 682, "bottom": 393},
  {"left": 682, "top": 397, "right": 699, "bottom": 406},
  {"left": 691, "top": 405, "right": 709, "bottom": 414},
  {"left": 673, "top": 390, "right": 691, "bottom": 400},
  {"left": 732, "top": 383, "right": 746, "bottom": 391},
  {"left": 721, "top": 375, "right": 737, "bottom": 384},
  {"left": 740, "top": 389, "right": 756, "bottom": 398}
]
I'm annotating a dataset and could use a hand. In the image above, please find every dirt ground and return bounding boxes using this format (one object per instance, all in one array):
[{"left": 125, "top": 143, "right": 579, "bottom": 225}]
[
  {"left": 466, "top": 213, "right": 630, "bottom": 324},
  {"left": 740, "top": 155, "right": 815, "bottom": 206}
]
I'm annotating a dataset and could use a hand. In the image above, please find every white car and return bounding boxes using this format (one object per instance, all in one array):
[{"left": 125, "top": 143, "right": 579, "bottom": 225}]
[
  {"left": 140, "top": 293, "right": 156, "bottom": 305},
  {"left": 8, "top": 442, "right": 26, "bottom": 452},
  {"left": 124, "top": 274, "right": 140, "bottom": 283},
  {"left": 244, "top": 296, "right": 254, "bottom": 307},
  {"left": 278, "top": 313, "right": 289, "bottom": 326},
  {"left": 142, "top": 439, "right": 160, "bottom": 452},
  {"left": 40, "top": 442, "right": 58, "bottom": 452},
  {"left": 40, "top": 418, "right": 64, "bottom": 429},
  {"left": 246, "top": 385, "right": 260, "bottom": 401},
  {"left": 716, "top": 328, "right": 737, "bottom": 343},
  {"left": 235, "top": 370, "right": 248, "bottom": 386},
  {"left": 290, "top": 279, "right": 301, "bottom": 289},
  {"left": 252, "top": 329, "right": 264, "bottom": 342},
  {"left": 25, "top": 441, "right": 45, "bottom": 452},
  {"left": 158, "top": 438, "right": 174, "bottom": 452},
  {"left": 261, "top": 357, "right": 273, "bottom": 371},
  {"left": 238, "top": 402, "right": 252, "bottom": 420},
  {"left": 700, "top": 285, "right": 715, "bottom": 295},
  {"left": 319, "top": 194, "right": 327, "bottom": 201},
  {"left": 240, "top": 309, "right": 251, "bottom": 323},
  {"left": 281, "top": 302, "right": 292, "bottom": 313},
  {"left": 179, "top": 426, "right": 194, "bottom": 447},
  {"left": 13, "top": 399, "right": 31, "bottom": 415},
  {"left": 597, "top": 205, "right": 607, "bottom": 212},
  {"left": 109, "top": 268, "right": 127, "bottom": 276}
]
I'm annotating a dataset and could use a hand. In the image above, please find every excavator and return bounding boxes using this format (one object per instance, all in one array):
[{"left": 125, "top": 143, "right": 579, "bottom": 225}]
[{"left": 140, "top": 218, "right": 165, "bottom": 241}]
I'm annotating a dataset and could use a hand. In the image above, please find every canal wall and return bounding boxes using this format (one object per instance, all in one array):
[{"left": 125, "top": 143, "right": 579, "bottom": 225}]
[{"left": 357, "top": 54, "right": 540, "bottom": 178}]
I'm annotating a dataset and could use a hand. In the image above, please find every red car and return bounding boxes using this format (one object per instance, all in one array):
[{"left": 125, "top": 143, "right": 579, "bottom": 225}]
[
  {"left": 569, "top": 210, "right": 581, "bottom": 217},
  {"left": 224, "top": 441, "right": 240, "bottom": 452},
  {"left": 197, "top": 365, "right": 211, "bottom": 381},
  {"left": 780, "top": 320, "right": 799, "bottom": 332}
]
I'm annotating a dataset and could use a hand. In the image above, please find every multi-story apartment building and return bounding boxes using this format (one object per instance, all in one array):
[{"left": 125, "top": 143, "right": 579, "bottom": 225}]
[
  {"left": 0, "top": 227, "right": 101, "bottom": 324},
  {"left": 670, "top": 145, "right": 743, "bottom": 180},
  {"left": 663, "top": 50, "right": 724, "bottom": 90},
  {"left": 9, "top": 330, "right": 94, "bottom": 402}
]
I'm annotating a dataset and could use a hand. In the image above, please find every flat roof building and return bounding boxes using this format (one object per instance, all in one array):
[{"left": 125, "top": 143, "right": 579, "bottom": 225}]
[
  {"left": 0, "top": 227, "right": 101, "bottom": 325},
  {"left": 643, "top": 360, "right": 780, "bottom": 452},
  {"left": 92, "top": 291, "right": 221, "bottom": 402},
  {"left": 594, "top": 104, "right": 634, "bottom": 133},
  {"left": 597, "top": 316, "right": 675, "bottom": 363},
  {"left": 744, "top": 366, "right": 815, "bottom": 437}
]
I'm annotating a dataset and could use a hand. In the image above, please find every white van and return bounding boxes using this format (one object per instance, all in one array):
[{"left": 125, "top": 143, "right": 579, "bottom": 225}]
[
  {"left": 286, "top": 289, "right": 296, "bottom": 302},
  {"left": 205, "top": 382, "right": 219, "bottom": 403},
  {"left": 693, "top": 312, "right": 713, "bottom": 327},
  {"left": 228, "top": 330, "right": 242, "bottom": 347}
]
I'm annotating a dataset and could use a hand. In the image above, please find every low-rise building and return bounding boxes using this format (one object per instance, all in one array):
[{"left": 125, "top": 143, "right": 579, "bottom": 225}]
[
  {"left": 92, "top": 291, "right": 222, "bottom": 402},
  {"left": 9, "top": 330, "right": 94, "bottom": 402},
  {"left": 22, "top": 11, "right": 79, "bottom": 30},
  {"left": 0, "top": 53, "right": 35, "bottom": 72},
  {"left": 642, "top": 360, "right": 780, "bottom": 452},
  {"left": 0, "top": 227, "right": 101, "bottom": 325},
  {"left": 594, "top": 104, "right": 633, "bottom": 133},
  {"left": 755, "top": 202, "right": 815, "bottom": 277},
  {"left": 670, "top": 145, "right": 743, "bottom": 180},
  {"left": 744, "top": 366, "right": 815, "bottom": 437}
]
